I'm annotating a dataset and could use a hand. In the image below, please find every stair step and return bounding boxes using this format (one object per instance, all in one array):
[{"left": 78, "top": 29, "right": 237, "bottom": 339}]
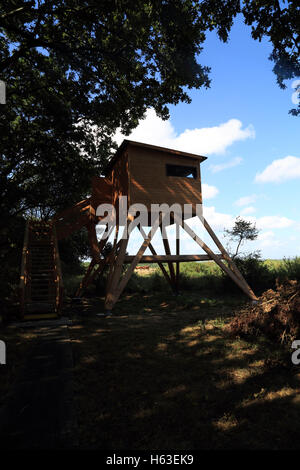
[
  {"left": 31, "top": 262, "right": 53, "bottom": 265},
  {"left": 31, "top": 259, "right": 53, "bottom": 262},
  {"left": 24, "top": 313, "right": 58, "bottom": 320},
  {"left": 31, "top": 248, "right": 53, "bottom": 251},
  {"left": 31, "top": 284, "right": 51, "bottom": 288},
  {"left": 31, "top": 291, "right": 55, "bottom": 295},
  {"left": 31, "top": 297, "right": 56, "bottom": 302},
  {"left": 32, "top": 273, "right": 53, "bottom": 276},
  {"left": 26, "top": 302, "right": 56, "bottom": 313},
  {"left": 31, "top": 262, "right": 53, "bottom": 264},
  {"left": 31, "top": 277, "right": 53, "bottom": 280},
  {"left": 31, "top": 288, "right": 53, "bottom": 293},
  {"left": 31, "top": 269, "right": 53, "bottom": 273},
  {"left": 31, "top": 286, "right": 55, "bottom": 290},
  {"left": 31, "top": 261, "right": 53, "bottom": 263},
  {"left": 31, "top": 251, "right": 53, "bottom": 258}
]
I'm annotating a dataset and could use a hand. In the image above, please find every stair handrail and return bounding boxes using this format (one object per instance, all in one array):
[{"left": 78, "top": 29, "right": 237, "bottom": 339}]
[
  {"left": 19, "top": 220, "right": 30, "bottom": 317},
  {"left": 52, "top": 224, "right": 64, "bottom": 314},
  {"left": 52, "top": 197, "right": 93, "bottom": 240}
]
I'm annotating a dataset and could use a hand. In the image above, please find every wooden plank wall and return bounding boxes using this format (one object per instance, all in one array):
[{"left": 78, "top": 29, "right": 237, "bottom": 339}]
[
  {"left": 91, "top": 176, "right": 112, "bottom": 211},
  {"left": 128, "top": 145, "right": 202, "bottom": 212}
]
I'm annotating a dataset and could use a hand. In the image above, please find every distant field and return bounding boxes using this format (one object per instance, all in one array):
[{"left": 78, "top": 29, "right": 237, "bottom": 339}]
[{"left": 64, "top": 257, "right": 300, "bottom": 300}]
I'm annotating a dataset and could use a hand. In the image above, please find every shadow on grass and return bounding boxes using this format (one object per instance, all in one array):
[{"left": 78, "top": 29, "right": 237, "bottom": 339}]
[{"left": 69, "top": 292, "right": 300, "bottom": 450}]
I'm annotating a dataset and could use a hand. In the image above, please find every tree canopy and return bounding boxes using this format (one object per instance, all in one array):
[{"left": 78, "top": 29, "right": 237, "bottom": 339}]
[
  {"left": 0, "top": 0, "right": 213, "bottom": 222},
  {"left": 1, "top": 0, "right": 299, "bottom": 223},
  {"left": 0, "top": 0, "right": 298, "bottom": 302}
]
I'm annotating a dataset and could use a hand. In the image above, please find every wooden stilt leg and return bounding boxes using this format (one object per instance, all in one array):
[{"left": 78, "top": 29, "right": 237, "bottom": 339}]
[
  {"left": 78, "top": 237, "right": 123, "bottom": 297},
  {"left": 174, "top": 214, "right": 258, "bottom": 300},
  {"left": 76, "top": 224, "right": 112, "bottom": 297},
  {"left": 76, "top": 259, "right": 96, "bottom": 297},
  {"left": 106, "top": 223, "right": 120, "bottom": 296},
  {"left": 105, "top": 215, "right": 163, "bottom": 311},
  {"left": 200, "top": 217, "right": 257, "bottom": 298},
  {"left": 176, "top": 223, "right": 180, "bottom": 292},
  {"left": 87, "top": 222, "right": 101, "bottom": 261},
  {"left": 98, "top": 224, "right": 113, "bottom": 254},
  {"left": 105, "top": 217, "right": 133, "bottom": 311},
  {"left": 138, "top": 225, "right": 173, "bottom": 290},
  {"left": 160, "top": 224, "right": 177, "bottom": 293}
]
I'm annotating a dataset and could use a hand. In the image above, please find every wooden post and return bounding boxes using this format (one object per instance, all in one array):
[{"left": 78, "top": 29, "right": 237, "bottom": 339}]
[
  {"left": 138, "top": 225, "right": 173, "bottom": 290},
  {"left": 76, "top": 224, "right": 112, "bottom": 297},
  {"left": 173, "top": 213, "right": 258, "bottom": 301},
  {"left": 200, "top": 216, "right": 257, "bottom": 298},
  {"left": 104, "top": 214, "right": 164, "bottom": 311},
  {"left": 19, "top": 220, "right": 30, "bottom": 318},
  {"left": 87, "top": 222, "right": 101, "bottom": 261},
  {"left": 106, "top": 222, "right": 120, "bottom": 296},
  {"left": 75, "top": 259, "right": 96, "bottom": 297},
  {"left": 105, "top": 216, "right": 133, "bottom": 310},
  {"left": 176, "top": 223, "right": 180, "bottom": 292},
  {"left": 160, "top": 224, "right": 177, "bottom": 293}
]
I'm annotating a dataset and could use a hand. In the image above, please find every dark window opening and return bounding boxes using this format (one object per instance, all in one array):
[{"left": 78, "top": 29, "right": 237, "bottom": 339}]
[{"left": 166, "top": 164, "right": 197, "bottom": 179}]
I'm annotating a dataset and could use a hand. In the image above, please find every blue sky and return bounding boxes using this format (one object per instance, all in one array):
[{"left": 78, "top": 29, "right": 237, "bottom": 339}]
[{"left": 111, "top": 15, "right": 300, "bottom": 260}]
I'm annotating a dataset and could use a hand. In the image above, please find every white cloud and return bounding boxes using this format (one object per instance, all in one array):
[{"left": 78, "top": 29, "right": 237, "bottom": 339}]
[
  {"left": 209, "top": 157, "right": 243, "bottom": 173},
  {"left": 259, "top": 231, "right": 275, "bottom": 240},
  {"left": 257, "top": 231, "right": 282, "bottom": 248},
  {"left": 255, "top": 216, "right": 294, "bottom": 230},
  {"left": 203, "top": 206, "right": 234, "bottom": 230},
  {"left": 115, "top": 109, "right": 255, "bottom": 156},
  {"left": 203, "top": 207, "right": 294, "bottom": 232},
  {"left": 235, "top": 194, "right": 257, "bottom": 207},
  {"left": 255, "top": 156, "right": 300, "bottom": 183},
  {"left": 244, "top": 215, "right": 295, "bottom": 230},
  {"left": 202, "top": 184, "right": 219, "bottom": 199},
  {"left": 240, "top": 206, "right": 256, "bottom": 215}
]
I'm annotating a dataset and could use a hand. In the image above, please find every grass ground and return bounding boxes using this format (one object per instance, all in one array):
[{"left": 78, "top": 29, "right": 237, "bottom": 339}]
[
  {"left": 0, "top": 328, "right": 38, "bottom": 408},
  {"left": 2, "top": 259, "right": 300, "bottom": 450},
  {"left": 68, "top": 289, "right": 300, "bottom": 450}
]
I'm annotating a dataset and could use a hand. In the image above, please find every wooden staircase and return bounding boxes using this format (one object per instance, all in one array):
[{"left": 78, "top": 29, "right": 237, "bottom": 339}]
[{"left": 19, "top": 221, "right": 64, "bottom": 320}]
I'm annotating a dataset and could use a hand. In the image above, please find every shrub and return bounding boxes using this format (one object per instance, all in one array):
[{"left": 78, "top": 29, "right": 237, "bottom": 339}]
[
  {"left": 221, "top": 254, "right": 277, "bottom": 295},
  {"left": 277, "top": 257, "right": 300, "bottom": 283}
]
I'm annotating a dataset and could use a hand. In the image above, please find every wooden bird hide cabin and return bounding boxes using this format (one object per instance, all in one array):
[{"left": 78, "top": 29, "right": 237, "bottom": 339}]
[{"left": 20, "top": 139, "right": 257, "bottom": 318}]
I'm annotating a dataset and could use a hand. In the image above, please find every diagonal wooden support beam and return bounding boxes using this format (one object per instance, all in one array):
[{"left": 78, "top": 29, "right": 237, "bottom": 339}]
[
  {"left": 105, "top": 216, "right": 135, "bottom": 309},
  {"left": 98, "top": 224, "right": 114, "bottom": 253},
  {"left": 78, "top": 236, "right": 124, "bottom": 297},
  {"left": 106, "top": 223, "right": 120, "bottom": 295},
  {"left": 105, "top": 215, "right": 164, "bottom": 311},
  {"left": 176, "top": 223, "right": 180, "bottom": 291},
  {"left": 87, "top": 222, "right": 101, "bottom": 261},
  {"left": 160, "top": 224, "right": 177, "bottom": 292},
  {"left": 107, "top": 224, "right": 131, "bottom": 301},
  {"left": 76, "top": 224, "right": 114, "bottom": 297},
  {"left": 138, "top": 225, "right": 173, "bottom": 290},
  {"left": 200, "top": 216, "right": 257, "bottom": 298},
  {"left": 75, "top": 259, "right": 97, "bottom": 297},
  {"left": 173, "top": 213, "right": 258, "bottom": 301}
]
